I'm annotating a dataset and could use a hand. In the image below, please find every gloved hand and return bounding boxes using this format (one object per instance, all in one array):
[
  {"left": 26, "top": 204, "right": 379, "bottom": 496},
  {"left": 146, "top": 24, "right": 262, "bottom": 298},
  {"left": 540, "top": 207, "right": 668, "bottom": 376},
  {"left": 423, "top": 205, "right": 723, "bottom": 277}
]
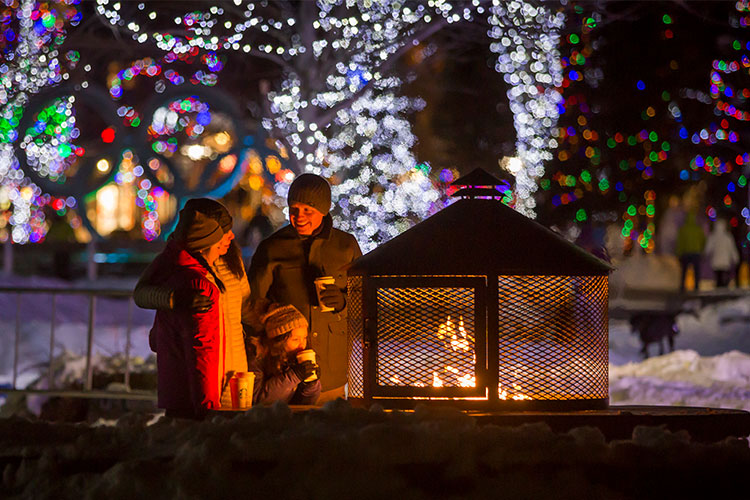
[
  {"left": 319, "top": 284, "right": 346, "bottom": 312},
  {"left": 172, "top": 288, "right": 212, "bottom": 313},
  {"left": 292, "top": 360, "right": 318, "bottom": 382}
]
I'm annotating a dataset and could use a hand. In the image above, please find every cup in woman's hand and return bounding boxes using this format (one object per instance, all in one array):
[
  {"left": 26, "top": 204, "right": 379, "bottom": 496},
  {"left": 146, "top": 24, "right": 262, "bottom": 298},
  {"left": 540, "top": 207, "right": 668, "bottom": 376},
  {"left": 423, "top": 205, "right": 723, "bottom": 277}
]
[{"left": 295, "top": 349, "right": 318, "bottom": 382}]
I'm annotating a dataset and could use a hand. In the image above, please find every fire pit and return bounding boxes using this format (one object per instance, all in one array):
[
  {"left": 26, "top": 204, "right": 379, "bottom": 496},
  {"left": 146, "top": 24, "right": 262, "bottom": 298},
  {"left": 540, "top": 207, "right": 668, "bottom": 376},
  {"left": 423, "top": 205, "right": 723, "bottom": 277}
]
[{"left": 346, "top": 169, "right": 612, "bottom": 410}]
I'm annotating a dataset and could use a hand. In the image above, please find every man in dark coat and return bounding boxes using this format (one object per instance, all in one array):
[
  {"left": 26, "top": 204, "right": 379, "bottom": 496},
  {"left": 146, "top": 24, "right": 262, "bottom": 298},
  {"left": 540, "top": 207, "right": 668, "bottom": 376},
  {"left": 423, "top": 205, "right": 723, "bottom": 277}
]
[{"left": 248, "top": 174, "right": 362, "bottom": 402}]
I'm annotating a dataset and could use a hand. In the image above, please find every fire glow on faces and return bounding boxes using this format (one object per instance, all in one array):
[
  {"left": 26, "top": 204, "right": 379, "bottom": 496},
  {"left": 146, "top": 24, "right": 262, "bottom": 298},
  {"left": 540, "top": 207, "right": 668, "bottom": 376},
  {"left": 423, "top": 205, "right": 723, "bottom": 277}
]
[
  {"left": 289, "top": 202, "right": 324, "bottom": 236},
  {"left": 284, "top": 326, "right": 308, "bottom": 354},
  {"left": 202, "top": 238, "right": 224, "bottom": 266},
  {"left": 217, "top": 229, "right": 234, "bottom": 255}
]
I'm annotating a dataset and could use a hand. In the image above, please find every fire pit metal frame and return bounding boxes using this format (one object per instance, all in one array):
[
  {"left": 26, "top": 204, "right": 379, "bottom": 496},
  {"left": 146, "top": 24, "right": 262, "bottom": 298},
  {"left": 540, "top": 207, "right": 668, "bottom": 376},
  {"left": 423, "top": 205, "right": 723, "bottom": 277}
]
[
  {"left": 345, "top": 193, "right": 612, "bottom": 411},
  {"left": 348, "top": 273, "right": 610, "bottom": 410}
]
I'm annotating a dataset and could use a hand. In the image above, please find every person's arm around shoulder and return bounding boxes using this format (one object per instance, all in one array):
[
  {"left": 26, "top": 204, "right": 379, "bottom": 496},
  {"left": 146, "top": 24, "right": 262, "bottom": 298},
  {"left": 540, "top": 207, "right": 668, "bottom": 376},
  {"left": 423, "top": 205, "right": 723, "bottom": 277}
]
[
  {"left": 133, "top": 257, "right": 174, "bottom": 310},
  {"left": 135, "top": 253, "right": 213, "bottom": 313}
]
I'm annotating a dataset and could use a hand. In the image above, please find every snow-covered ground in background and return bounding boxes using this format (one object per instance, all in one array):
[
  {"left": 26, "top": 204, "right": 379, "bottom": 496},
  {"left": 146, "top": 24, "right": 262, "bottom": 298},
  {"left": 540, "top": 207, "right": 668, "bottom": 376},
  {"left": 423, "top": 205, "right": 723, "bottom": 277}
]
[
  {"left": 607, "top": 253, "right": 750, "bottom": 411},
  {"left": 0, "top": 275, "right": 155, "bottom": 391}
]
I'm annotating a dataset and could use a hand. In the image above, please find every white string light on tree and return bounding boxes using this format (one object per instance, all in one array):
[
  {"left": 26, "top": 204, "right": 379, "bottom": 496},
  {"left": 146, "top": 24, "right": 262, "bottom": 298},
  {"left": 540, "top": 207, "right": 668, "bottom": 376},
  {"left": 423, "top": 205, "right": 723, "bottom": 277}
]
[{"left": 489, "top": 0, "right": 565, "bottom": 218}]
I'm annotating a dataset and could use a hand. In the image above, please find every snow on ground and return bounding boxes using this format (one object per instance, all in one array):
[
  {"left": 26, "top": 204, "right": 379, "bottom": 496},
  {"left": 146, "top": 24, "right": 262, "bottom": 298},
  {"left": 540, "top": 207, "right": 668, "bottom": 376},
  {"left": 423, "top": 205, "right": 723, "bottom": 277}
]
[
  {"left": 606, "top": 252, "right": 750, "bottom": 410},
  {"left": 608, "top": 302, "right": 750, "bottom": 410}
]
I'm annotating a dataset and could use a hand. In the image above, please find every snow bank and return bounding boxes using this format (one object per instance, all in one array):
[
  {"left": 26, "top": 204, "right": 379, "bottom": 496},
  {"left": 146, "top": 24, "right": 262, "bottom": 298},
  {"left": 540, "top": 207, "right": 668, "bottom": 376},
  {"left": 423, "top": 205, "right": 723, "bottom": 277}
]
[
  {"left": 675, "top": 297, "right": 750, "bottom": 356},
  {"left": 2, "top": 402, "right": 749, "bottom": 499},
  {"left": 610, "top": 350, "right": 750, "bottom": 411}
]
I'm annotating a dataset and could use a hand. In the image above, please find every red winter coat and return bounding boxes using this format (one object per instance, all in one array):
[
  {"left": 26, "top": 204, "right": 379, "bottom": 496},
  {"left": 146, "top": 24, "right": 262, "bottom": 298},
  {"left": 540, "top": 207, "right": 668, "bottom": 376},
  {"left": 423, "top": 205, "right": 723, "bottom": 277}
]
[{"left": 148, "top": 243, "right": 220, "bottom": 416}]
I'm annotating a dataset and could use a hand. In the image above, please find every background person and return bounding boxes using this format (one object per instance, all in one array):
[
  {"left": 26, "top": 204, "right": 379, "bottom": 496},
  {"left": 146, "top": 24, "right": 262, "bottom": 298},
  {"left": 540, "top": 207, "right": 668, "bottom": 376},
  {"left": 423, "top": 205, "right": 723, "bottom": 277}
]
[
  {"left": 146, "top": 209, "right": 226, "bottom": 419},
  {"left": 247, "top": 302, "right": 320, "bottom": 405},
  {"left": 704, "top": 218, "right": 739, "bottom": 288},
  {"left": 675, "top": 210, "right": 706, "bottom": 293},
  {"left": 135, "top": 198, "right": 252, "bottom": 407},
  {"left": 248, "top": 174, "right": 362, "bottom": 402}
]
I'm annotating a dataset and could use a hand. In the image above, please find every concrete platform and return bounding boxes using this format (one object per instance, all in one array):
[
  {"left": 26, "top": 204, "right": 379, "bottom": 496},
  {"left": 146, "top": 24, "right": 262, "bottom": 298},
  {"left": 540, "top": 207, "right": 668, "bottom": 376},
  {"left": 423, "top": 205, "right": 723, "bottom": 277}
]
[
  {"left": 467, "top": 405, "right": 750, "bottom": 442},
  {"left": 219, "top": 404, "right": 750, "bottom": 443}
]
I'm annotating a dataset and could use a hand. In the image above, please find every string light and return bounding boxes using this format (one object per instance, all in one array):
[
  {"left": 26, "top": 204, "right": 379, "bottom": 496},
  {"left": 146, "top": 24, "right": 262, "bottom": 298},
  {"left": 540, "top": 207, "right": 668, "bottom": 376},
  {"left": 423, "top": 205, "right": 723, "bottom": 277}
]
[{"left": 3, "top": 1, "right": 566, "bottom": 248}]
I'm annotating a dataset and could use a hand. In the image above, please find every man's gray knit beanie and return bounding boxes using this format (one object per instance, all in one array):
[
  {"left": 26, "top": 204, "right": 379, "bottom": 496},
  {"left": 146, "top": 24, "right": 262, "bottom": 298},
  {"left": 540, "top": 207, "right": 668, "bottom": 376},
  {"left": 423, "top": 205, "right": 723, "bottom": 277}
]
[{"left": 287, "top": 174, "right": 331, "bottom": 215}]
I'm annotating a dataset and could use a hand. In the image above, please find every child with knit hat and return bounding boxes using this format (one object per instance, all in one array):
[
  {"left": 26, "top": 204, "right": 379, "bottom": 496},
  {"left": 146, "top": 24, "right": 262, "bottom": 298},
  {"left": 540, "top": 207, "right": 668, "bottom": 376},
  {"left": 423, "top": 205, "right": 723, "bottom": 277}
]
[{"left": 247, "top": 301, "right": 321, "bottom": 405}]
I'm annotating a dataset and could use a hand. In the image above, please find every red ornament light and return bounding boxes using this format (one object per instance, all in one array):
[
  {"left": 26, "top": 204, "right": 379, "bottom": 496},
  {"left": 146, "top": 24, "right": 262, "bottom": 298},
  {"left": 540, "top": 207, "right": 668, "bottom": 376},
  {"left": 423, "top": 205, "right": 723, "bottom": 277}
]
[{"left": 101, "top": 127, "right": 115, "bottom": 143}]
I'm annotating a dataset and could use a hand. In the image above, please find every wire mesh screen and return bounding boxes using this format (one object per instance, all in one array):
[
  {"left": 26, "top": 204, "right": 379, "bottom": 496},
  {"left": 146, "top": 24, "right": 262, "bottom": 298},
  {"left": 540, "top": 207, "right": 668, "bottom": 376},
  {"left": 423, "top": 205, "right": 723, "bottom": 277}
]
[
  {"left": 347, "top": 276, "right": 364, "bottom": 398},
  {"left": 375, "top": 287, "right": 476, "bottom": 389},
  {"left": 497, "top": 275, "right": 608, "bottom": 400}
]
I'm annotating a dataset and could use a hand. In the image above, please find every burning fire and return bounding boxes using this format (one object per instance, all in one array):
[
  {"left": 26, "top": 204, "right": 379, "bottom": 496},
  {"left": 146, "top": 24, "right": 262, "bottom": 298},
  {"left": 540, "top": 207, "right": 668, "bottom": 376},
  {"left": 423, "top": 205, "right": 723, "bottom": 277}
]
[
  {"left": 437, "top": 315, "right": 473, "bottom": 353},
  {"left": 432, "top": 316, "right": 530, "bottom": 399},
  {"left": 387, "top": 315, "right": 531, "bottom": 400},
  {"left": 499, "top": 384, "right": 531, "bottom": 400},
  {"left": 431, "top": 316, "right": 477, "bottom": 388}
]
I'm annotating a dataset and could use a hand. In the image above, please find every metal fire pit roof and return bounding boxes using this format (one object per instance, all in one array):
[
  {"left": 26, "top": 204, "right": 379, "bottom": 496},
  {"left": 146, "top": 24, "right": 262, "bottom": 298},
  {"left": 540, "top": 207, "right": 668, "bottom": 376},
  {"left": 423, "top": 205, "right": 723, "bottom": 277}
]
[{"left": 348, "top": 198, "right": 612, "bottom": 276}]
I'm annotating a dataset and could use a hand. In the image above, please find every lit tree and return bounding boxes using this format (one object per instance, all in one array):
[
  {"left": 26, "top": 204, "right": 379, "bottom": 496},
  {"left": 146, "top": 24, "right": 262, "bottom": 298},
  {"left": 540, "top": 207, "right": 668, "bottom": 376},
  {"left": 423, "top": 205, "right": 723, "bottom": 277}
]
[
  {"left": 683, "top": 1, "right": 750, "bottom": 235},
  {"left": 539, "top": 2, "right": 742, "bottom": 256},
  {"left": 488, "top": 0, "right": 565, "bottom": 217},
  {"left": 257, "top": 1, "right": 453, "bottom": 251},
  {"left": 537, "top": 2, "right": 606, "bottom": 233},
  {"left": 91, "top": 1, "right": 569, "bottom": 249},
  {"left": 0, "top": 0, "right": 82, "bottom": 244}
]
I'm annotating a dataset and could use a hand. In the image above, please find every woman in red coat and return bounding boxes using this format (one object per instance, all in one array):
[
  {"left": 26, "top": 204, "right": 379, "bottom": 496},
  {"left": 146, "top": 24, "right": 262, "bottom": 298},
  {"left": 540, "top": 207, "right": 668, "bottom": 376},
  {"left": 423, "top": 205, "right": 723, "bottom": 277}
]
[{"left": 148, "top": 208, "right": 227, "bottom": 419}]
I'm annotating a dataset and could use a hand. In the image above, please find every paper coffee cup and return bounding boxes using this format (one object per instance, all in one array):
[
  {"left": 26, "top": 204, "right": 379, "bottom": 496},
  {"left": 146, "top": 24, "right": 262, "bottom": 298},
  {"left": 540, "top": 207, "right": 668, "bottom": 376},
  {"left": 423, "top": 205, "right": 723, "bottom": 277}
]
[
  {"left": 235, "top": 372, "right": 255, "bottom": 409},
  {"left": 314, "top": 276, "right": 336, "bottom": 312},
  {"left": 296, "top": 349, "right": 318, "bottom": 382}
]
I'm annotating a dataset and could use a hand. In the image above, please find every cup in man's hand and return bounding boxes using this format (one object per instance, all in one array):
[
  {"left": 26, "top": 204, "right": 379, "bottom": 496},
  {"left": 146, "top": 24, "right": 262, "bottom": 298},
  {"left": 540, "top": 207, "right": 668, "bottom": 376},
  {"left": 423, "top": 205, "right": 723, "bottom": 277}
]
[
  {"left": 314, "top": 276, "right": 336, "bottom": 312},
  {"left": 295, "top": 349, "right": 318, "bottom": 382}
]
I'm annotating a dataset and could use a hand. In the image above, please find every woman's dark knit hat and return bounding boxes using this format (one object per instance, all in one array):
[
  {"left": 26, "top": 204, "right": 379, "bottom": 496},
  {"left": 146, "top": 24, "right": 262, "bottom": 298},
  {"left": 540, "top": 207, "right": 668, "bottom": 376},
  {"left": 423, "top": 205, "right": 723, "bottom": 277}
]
[
  {"left": 182, "top": 198, "right": 233, "bottom": 232},
  {"left": 287, "top": 174, "right": 331, "bottom": 215},
  {"left": 179, "top": 210, "right": 224, "bottom": 251}
]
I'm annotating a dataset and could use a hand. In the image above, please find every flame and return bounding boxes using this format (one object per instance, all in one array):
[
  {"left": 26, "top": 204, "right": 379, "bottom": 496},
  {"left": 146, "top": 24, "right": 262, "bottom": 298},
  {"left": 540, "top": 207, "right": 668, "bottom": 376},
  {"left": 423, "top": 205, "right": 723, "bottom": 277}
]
[
  {"left": 457, "top": 374, "right": 475, "bottom": 387},
  {"left": 498, "top": 383, "right": 531, "bottom": 400},
  {"left": 431, "top": 316, "right": 533, "bottom": 399},
  {"left": 437, "top": 316, "right": 474, "bottom": 352},
  {"left": 430, "top": 316, "right": 477, "bottom": 388}
]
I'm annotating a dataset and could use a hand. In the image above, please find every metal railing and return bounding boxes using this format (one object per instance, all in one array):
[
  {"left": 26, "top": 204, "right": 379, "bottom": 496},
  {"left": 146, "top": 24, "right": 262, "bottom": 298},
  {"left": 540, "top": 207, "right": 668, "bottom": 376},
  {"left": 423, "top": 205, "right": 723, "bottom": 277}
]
[{"left": 0, "top": 285, "right": 156, "bottom": 401}]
